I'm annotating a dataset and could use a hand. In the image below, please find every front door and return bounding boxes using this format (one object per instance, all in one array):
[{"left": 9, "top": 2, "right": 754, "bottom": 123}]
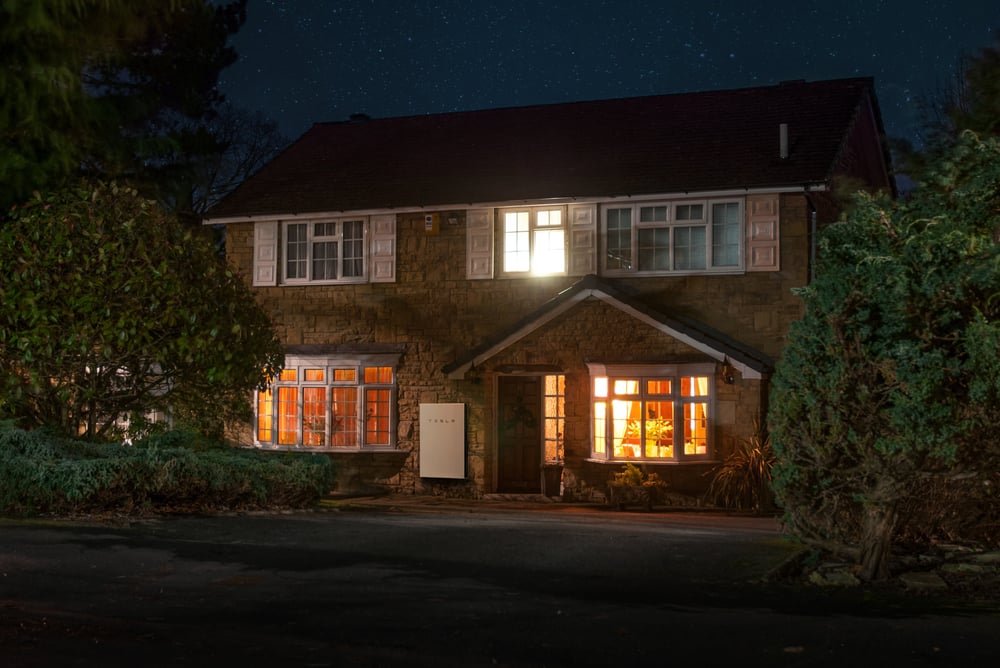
[{"left": 497, "top": 376, "right": 542, "bottom": 493}]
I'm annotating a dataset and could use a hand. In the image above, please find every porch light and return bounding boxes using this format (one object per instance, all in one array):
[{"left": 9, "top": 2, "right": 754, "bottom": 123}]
[{"left": 720, "top": 357, "right": 735, "bottom": 384}]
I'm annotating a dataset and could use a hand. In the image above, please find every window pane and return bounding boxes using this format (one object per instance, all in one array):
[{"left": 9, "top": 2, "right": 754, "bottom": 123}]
[
  {"left": 676, "top": 204, "right": 704, "bottom": 221},
  {"left": 612, "top": 398, "right": 642, "bottom": 458},
  {"left": 644, "top": 400, "right": 674, "bottom": 458},
  {"left": 532, "top": 229, "right": 565, "bottom": 274},
  {"left": 594, "top": 401, "right": 607, "bottom": 455},
  {"left": 613, "top": 379, "right": 639, "bottom": 395},
  {"left": 674, "top": 226, "right": 706, "bottom": 270},
  {"left": 304, "top": 369, "right": 325, "bottom": 382},
  {"left": 333, "top": 368, "right": 357, "bottom": 382},
  {"left": 639, "top": 205, "right": 668, "bottom": 223},
  {"left": 364, "top": 366, "right": 392, "bottom": 383},
  {"left": 681, "top": 376, "right": 709, "bottom": 396},
  {"left": 536, "top": 209, "right": 562, "bottom": 227},
  {"left": 543, "top": 374, "right": 565, "bottom": 462},
  {"left": 606, "top": 208, "right": 632, "bottom": 270},
  {"left": 646, "top": 379, "right": 671, "bottom": 394},
  {"left": 342, "top": 220, "right": 365, "bottom": 277},
  {"left": 277, "top": 387, "right": 298, "bottom": 445},
  {"left": 638, "top": 227, "right": 670, "bottom": 271},
  {"left": 286, "top": 223, "right": 308, "bottom": 279},
  {"left": 594, "top": 377, "right": 608, "bottom": 398},
  {"left": 503, "top": 211, "right": 530, "bottom": 272},
  {"left": 331, "top": 386, "right": 358, "bottom": 446},
  {"left": 712, "top": 202, "right": 740, "bottom": 267},
  {"left": 365, "top": 388, "right": 391, "bottom": 446},
  {"left": 279, "top": 369, "right": 297, "bottom": 382},
  {"left": 684, "top": 402, "right": 708, "bottom": 455},
  {"left": 256, "top": 390, "right": 273, "bottom": 442},
  {"left": 312, "top": 240, "right": 338, "bottom": 280},
  {"left": 314, "top": 222, "right": 337, "bottom": 237},
  {"left": 303, "top": 387, "right": 326, "bottom": 446}
]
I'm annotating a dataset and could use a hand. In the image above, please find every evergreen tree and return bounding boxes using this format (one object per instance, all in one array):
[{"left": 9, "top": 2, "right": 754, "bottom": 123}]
[
  {"left": 770, "top": 133, "right": 1000, "bottom": 580},
  {"left": 0, "top": 0, "right": 247, "bottom": 211},
  {"left": 896, "top": 31, "right": 1000, "bottom": 178}
]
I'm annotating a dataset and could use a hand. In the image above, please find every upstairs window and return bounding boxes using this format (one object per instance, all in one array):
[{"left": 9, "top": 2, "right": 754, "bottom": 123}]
[
  {"left": 501, "top": 207, "right": 566, "bottom": 275},
  {"left": 283, "top": 219, "right": 366, "bottom": 283},
  {"left": 603, "top": 199, "right": 743, "bottom": 275}
]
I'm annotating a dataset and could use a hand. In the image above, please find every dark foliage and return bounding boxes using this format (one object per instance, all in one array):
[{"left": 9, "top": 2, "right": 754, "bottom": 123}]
[
  {"left": 0, "top": 423, "right": 333, "bottom": 516},
  {"left": 770, "top": 133, "right": 1000, "bottom": 581}
]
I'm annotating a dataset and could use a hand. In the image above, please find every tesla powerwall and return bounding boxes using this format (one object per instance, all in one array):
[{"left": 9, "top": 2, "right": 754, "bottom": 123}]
[{"left": 419, "top": 403, "right": 466, "bottom": 479}]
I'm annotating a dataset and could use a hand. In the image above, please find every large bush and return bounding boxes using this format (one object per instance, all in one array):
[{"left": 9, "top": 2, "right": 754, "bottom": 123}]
[
  {"left": 0, "top": 181, "right": 283, "bottom": 440},
  {"left": 770, "top": 133, "right": 1000, "bottom": 581},
  {"left": 0, "top": 423, "right": 333, "bottom": 516}
]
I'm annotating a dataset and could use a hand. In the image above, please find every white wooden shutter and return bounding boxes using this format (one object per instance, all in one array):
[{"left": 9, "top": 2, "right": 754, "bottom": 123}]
[
  {"left": 466, "top": 208, "right": 494, "bottom": 279},
  {"left": 370, "top": 214, "right": 396, "bottom": 283},
  {"left": 252, "top": 221, "right": 278, "bottom": 286},
  {"left": 568, "top": 203, "right": 597, "bottom": 275},
  {"left": 746, "top": 194, "right": 780, "bottom": 272}
]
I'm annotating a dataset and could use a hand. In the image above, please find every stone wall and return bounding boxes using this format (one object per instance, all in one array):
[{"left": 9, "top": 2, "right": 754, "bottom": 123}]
[{"left": 223, "top": 194, "right": 811, "bottom": 497}]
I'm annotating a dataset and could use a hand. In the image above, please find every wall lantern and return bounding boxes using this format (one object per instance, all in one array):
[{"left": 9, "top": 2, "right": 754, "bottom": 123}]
[{"left": 719, "top": 357, "right": 736, "bottom": 385}]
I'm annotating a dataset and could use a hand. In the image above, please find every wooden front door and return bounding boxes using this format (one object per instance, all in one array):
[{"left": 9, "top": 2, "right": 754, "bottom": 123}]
[{"left": 497, "top": 376, "right": 542, "bottom": 493}]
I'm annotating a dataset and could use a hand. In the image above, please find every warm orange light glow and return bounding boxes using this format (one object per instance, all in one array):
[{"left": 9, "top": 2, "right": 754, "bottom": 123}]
[
  {"left": 277, "top": 387, "right": 298, "bottom": 445},
  {"left": 256, "top": 390, "right": 273, "bottom": 442},
  {"left": 330, "top": 387, "right": 358, "bottom": 446}
]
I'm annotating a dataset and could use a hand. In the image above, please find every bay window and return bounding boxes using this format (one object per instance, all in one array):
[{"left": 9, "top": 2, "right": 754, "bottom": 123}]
[
  {"left": 603, "top": 199, "right": 742, "bottom": 274},
  {"left": 588, "top": 363, "right": 713, "bottom": 462},
  {"left": 256, "top": 355, "right": 397, "bottom": 450}
]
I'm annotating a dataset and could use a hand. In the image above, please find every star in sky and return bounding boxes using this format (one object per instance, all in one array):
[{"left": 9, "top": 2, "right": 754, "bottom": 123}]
[{"left": 220, "top": 1, "right": 998, "bottom": 147}]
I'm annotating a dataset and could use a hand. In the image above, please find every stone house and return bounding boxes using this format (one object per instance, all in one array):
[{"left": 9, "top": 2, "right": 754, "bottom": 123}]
[{"left": 204, "top": 77, "right": 894, "bottom": 500}]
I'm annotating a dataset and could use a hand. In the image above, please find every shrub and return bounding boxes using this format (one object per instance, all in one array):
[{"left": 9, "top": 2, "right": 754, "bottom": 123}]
[
  {"left": 705, "top": 425, "right": 775, "bottom": 513},
  {"left": 770, "top": 133, "right": 1000, "bottom": 581},
  {"left": 0, "top": 424, "right": 334, "bottom": 516}
]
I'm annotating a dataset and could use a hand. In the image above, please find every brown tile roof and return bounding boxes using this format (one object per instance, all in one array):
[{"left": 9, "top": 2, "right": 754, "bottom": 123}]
[{"left": 206, "top": 77, "right": 884, "bottom": 219}]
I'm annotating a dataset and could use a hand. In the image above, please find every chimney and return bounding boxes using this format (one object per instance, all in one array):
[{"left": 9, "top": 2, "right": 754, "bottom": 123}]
[{"left": 779, "top": 123, "right": 789, "bottom": 160}]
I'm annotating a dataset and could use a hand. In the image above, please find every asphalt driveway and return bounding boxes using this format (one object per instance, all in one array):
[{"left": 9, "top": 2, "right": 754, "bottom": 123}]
[{"left": 1, "top": 500, "right": 997, "bottom": 666}]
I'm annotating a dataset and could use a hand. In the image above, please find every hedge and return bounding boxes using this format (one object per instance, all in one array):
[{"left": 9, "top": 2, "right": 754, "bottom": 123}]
[{"left": 0, "top": 423, "right": 334, "bottom": 516}]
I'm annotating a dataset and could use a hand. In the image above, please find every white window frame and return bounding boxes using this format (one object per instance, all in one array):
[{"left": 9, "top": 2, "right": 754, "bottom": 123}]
[
  {"left": 586, "top": 362, "right": 715, "bottom": 463},
  {"left": 282, "top": 218, "right": 368, "bottom": 285},
  {"left": 255, "top": 354, "right": 398, "bottom": 451},
  {"left": 499, "top": 206, "right": 568, "bottom": 276},
  {"left": 602, "top": 199, "right": 744, "bottom": 275}
]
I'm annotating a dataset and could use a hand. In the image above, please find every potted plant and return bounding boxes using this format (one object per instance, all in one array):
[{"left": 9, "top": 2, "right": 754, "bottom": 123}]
[{"left": 607, "top": 463, "right": 669, "bottom": 510}]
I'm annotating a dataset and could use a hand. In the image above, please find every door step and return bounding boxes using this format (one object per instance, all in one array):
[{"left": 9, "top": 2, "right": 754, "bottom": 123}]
[{"left": 482, "top": 494, "right": 560, "bottom": 503}]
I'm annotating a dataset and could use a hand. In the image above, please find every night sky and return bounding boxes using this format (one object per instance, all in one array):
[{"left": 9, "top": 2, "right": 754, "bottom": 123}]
[{"left": 220, "top": 1, "right": 998, "bottom": 147}]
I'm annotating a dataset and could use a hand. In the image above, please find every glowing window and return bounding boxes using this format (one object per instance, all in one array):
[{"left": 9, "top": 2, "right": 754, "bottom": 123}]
[
  {"left": 256, "top": 357, "right": 398, "bottom": 450},
  {"left": 502, "top": 207, "right": 566, "bottom": 275},
  {"left": 590, "top": 370, "right": 712, "bottom": 462}
]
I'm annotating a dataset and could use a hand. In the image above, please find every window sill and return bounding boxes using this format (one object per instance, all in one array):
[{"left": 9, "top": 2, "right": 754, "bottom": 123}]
[
  {"left": 255, "top": 444, "right": 398, "bottom": 453},
  {"left": 601, "top": 268, "right": 744, "bottom": 278},
  {"left": 585, "top": 458, "right": 720, "bottom": 465},
  {"left": 279, "top": 277, "right": 369, "bottom": 287}
]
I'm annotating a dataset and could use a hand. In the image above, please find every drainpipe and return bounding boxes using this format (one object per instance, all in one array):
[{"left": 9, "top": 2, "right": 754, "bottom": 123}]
[
  {"left": 807, "top": 198, "right": 818, "bottom": 283},
  {"left": 759, "top": 374, "right": 771, "bottom": 439}
]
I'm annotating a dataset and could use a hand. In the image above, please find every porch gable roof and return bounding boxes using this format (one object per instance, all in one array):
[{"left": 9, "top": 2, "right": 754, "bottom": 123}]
[{"left": 442, "top": 275, "right": 774, "bottom": 380}]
